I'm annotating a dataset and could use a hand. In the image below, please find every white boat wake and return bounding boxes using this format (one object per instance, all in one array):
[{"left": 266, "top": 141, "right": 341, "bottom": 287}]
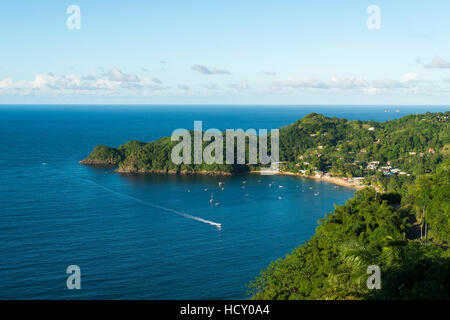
[{"left": 80, "top": 179, "right": 222, "bottom": 229}]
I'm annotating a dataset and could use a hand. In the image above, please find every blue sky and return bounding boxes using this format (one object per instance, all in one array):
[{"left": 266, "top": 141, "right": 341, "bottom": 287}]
[{"left": 1, "top": 0, "right": 450, "bottom": 104}]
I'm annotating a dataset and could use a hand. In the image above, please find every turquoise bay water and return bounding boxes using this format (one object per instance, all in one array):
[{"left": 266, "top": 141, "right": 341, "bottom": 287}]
[{"left": 0, "top": 105, "right": 446, "bottom": 299}]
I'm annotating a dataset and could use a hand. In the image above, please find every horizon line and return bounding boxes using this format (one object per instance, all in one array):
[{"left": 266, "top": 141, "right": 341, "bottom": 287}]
[{"left": 0, "top": 103, "right": 449, "bottom": 107}]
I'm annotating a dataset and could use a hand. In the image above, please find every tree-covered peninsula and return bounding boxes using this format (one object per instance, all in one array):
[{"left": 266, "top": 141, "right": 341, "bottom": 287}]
[{"left": 80, "top": 136, "right": 249, "bottom": 175}]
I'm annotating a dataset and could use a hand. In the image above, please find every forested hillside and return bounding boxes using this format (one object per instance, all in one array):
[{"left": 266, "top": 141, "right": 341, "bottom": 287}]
[
  {"left": 249, "top": 160, "right": 449, "bottom": 300},
  {"left": 279, "top": 111, "right": 449, "bottom": 191}
]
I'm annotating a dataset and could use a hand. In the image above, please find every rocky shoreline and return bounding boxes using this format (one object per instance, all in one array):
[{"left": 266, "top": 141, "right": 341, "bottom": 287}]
[
  {"left": 78, "top": 158, "right": 120, "bottom": 165},
  {"left": 114, "top": 167, "right": 234, "bottom": 176},
  {"left": 79, "top": 159, "right": 366, "bottom": 190}
]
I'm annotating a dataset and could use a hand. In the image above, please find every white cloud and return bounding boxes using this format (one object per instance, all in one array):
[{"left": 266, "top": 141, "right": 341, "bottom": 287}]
[
  {"left": 81, "top": 74, "right": 96, "bottom": 81},
  {"left": 402, "top": 73, "right": 418, "bottom": 82},
  {"left": 229, "top": 81, "right": 249, "bottom": 90},
  {"left": 271, "top": 74, "right": 432, "bottom": 95},
  {"left": 192, "top": 64, "right": 231, "bottom": 75},
  {"left": 424, "top": 57, "right": 450, "bottom": 69},
  {"left": 263, "top": 71, "right": 277, "bottom": 76},
  {"left": 0, "top": 70, "right": 441, "bottom": 100},
  {"left": 92, "top": 78, "right": 121, "bottom": 90},
  {"left": 177, "top": 84, "right": 190, "bottom": 91},
  {"left": 0, "top": 78, "right": 18, "bottom": 89},
  {"left": 363, "top": 87, "right": 383, "bottom": 95},
  {"left": 372, "top": 79, "right": 406, "bottom": 89},
  {"left": 33, "top": 74, "right": 53, "bottom": 89},
  {"left": 0, "top": 71, "right": 146, "bottom": 95},
  {"left": 204, "top": 83, "right": 222, "bottom": 90},
  {"left": 102, "top": 68, "right": 140, "bottom": 82},
  {"left": 274, "top": 76, "right": 370, "bottom": 90}
]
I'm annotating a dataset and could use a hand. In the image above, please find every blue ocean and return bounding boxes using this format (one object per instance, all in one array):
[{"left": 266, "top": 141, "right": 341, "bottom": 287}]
[{"left": 0, "top": 105, "right": 446, "bottom": 299}]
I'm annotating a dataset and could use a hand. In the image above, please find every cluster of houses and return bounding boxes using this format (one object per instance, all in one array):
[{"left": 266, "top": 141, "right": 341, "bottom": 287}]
[
  {"left": 367, "top": 161, "right": 379, "bottom": 170},
  {"left": 380, "top": 167, "right": 409, "bottom": 176},
  {"left": 363, "top": 147, "right": 437, "bottom": 176},
  {"left": 409, "top": 148, "right": 435, "bottom": 156},
  {"left": 366, "top": 162, "right": 410, "bottom": 177},
  {"left": 294, "top": 130, "right": 438, "bottom": 179},
  {"left": 307, "top": 157, "right": 413, "bottom": 181}
]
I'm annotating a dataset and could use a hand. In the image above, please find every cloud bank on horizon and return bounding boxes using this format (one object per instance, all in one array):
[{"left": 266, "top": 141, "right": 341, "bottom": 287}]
[{"left": 1, "top": 0, "right": 450, "bottom": 105}]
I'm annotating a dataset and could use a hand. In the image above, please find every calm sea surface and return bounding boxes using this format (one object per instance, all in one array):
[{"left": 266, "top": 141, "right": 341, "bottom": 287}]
[{"left": 0, "top": 105, "right": 446, "bottom": 299}]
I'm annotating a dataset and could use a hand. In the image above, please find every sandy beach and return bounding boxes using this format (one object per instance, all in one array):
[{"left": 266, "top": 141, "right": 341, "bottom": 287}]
[{"left": 250, "top": 170, "right": 366, "bottom": 190}]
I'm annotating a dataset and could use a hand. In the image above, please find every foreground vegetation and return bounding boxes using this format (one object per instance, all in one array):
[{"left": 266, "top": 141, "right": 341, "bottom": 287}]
[{"left": 249, "top": 160, "right": 449, "bottom": 300}]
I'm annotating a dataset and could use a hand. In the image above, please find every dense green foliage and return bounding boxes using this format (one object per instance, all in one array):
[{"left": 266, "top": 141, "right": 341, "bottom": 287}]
[
  {"left": 82, "top": 145, "right": 124, "bottom": 164},
  {"left": 248, "top": 162, "right": 449, "bottom": 300},
  {"left": 404, "top": 160, "right": 450, "bottom": 244},
  {"left": 278, "top": 111, "right": 449, "bottom": 191},
  {"left": 117, "top": 135, "right": 249, "bottom": 174},
  {"left": 118, "top": 140, "right": 146, "bottom": 158}
]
